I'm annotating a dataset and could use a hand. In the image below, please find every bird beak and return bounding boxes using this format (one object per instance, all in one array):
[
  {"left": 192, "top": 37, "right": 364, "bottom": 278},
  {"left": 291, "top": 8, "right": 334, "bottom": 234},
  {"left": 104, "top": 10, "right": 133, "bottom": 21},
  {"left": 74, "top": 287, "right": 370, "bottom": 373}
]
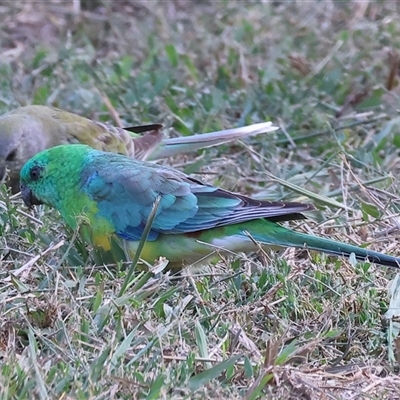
[{"left": 20, "top": 182, "right": 42, "bottom": 208}]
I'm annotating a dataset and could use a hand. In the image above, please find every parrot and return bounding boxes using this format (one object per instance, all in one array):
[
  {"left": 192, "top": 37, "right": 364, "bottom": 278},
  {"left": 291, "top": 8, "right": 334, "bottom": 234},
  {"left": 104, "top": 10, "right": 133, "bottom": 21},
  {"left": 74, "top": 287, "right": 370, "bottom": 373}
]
[
  {"left": 20, "top": 144, "right": 400, "bottom": 270},
  {"left": 0, "top": 105, "right": 277, "bottom": 193}
]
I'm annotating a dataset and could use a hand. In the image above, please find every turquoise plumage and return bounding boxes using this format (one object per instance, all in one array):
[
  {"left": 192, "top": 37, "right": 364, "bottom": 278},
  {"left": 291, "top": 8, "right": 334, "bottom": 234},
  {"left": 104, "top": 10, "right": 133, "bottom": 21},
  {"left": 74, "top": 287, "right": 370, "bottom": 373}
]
[{"left": 19, "top": 144, "right": 400, "bottom": 270}]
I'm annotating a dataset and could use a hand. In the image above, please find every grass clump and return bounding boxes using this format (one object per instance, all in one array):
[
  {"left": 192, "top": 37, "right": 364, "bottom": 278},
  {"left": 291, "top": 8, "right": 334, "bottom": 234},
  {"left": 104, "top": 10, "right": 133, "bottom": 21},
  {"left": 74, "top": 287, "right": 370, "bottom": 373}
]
[{"left": 1, "top": 1, "right": 400, "bottom": 398}]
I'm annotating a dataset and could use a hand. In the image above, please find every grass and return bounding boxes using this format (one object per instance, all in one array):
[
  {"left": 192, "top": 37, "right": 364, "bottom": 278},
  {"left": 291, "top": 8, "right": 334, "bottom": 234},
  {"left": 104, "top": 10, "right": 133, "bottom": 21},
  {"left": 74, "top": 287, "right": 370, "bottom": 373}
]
[{"left": 1, "top": 0, "right": 400, "bottom": 398}]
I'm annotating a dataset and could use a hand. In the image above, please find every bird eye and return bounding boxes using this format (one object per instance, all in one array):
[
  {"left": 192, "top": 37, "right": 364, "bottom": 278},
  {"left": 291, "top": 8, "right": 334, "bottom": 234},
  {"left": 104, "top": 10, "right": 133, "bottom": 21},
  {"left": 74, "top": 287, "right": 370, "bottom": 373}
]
[{"left": 30, "top": 166, "right": 42, "bottom": 181}]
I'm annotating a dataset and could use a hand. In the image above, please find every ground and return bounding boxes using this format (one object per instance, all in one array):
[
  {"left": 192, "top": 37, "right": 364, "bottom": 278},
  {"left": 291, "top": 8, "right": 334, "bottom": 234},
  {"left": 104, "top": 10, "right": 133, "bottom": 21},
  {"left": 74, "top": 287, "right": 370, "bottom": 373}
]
[{"left": 1, "top": 1, "right": 400, "bottom": 399}]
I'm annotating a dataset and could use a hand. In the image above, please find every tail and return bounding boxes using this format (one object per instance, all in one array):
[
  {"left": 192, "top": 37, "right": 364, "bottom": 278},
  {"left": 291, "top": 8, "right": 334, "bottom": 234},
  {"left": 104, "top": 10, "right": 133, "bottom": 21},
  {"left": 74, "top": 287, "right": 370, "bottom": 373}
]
[
  {"left": 245, "top": 219, "right": 400, "bottom": 269},
  {"left": 148, "top": 122, "right": 279, "bottom": 160}
]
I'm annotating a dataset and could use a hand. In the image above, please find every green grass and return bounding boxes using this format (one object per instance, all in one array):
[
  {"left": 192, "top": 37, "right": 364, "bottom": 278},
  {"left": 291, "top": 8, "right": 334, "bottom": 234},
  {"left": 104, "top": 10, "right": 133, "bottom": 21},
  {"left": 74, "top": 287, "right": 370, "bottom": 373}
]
[{"left": 2, "top": 1, "right": 400, "bottom": 398}]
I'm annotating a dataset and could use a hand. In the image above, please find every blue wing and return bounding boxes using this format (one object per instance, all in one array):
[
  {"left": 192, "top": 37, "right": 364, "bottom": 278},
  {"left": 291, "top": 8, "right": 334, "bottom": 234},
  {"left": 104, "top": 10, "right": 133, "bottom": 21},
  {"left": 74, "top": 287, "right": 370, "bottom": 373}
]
[{"left": 81, "top": 152, "right": 313, "bottom": 241}]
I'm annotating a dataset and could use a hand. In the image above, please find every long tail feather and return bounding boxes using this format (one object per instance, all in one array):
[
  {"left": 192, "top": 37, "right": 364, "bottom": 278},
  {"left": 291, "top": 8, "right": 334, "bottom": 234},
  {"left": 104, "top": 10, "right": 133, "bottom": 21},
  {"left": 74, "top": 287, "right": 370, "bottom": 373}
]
[
  {"left": 149, "top": 122, "right": 279, "bottom": 159},
  {"left": 247, "top": 220, "right": 400, "bottom": 269}
]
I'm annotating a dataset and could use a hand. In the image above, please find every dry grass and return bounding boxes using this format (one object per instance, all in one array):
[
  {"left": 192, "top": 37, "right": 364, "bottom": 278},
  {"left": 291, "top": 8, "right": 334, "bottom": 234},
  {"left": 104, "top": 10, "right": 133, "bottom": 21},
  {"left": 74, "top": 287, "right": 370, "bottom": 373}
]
[{"left": 2, "top": 1, "right": 400, "bottom": 398}]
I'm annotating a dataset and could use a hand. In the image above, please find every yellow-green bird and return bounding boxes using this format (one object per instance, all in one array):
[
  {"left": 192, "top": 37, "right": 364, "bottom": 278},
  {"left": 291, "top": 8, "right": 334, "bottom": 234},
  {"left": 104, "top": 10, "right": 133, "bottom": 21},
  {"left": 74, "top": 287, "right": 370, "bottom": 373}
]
[
  {"left": 20, "top": 144, "right": 400, "bottom": 270},
  {"left": 0, "top": 105, "right": 277, "bottom": 192}
]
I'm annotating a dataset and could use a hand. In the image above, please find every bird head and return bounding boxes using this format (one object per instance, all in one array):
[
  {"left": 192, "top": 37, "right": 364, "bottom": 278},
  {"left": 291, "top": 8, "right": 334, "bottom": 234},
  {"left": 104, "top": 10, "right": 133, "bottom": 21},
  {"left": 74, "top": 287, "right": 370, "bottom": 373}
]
[
  {"left": 0, "top": 112, "right": 48, "bottom": 193},
  {"left": 20, "top": 144, "right": 91, "bottom": 212}
]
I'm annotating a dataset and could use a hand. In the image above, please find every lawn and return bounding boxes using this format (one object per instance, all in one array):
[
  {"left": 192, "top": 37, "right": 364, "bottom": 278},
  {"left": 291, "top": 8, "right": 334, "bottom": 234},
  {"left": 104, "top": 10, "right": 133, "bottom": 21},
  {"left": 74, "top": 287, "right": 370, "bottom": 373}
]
[{"left": 1, "top": 1, "right": 400, "bottom": 398}]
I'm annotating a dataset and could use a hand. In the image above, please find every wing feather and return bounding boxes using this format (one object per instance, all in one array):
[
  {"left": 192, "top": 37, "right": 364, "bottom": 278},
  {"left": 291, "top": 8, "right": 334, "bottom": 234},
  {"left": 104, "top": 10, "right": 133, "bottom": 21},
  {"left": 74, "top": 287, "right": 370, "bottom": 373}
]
[{"left": 81, "top": 152, "right": 314, "bottom": 241}]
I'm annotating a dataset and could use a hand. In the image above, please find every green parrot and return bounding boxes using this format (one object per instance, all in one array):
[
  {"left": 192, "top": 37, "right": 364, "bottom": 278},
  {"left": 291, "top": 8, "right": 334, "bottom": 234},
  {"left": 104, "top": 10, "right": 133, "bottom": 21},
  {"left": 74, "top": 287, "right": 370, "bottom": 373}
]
[
  {"left": 0, "top": 105, "right": 277, "bottom": 192},
  {"left": 20, "top": 144, "right": 400, "bottom": 270}
]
